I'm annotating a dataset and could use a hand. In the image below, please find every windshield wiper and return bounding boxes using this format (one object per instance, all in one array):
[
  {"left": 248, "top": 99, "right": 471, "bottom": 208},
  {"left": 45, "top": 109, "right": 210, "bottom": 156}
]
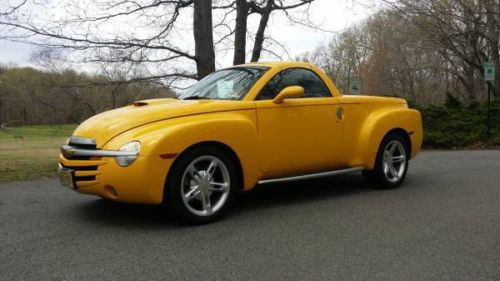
[{"left": 182, "top": 96, "right": 211, "bottom": 100}]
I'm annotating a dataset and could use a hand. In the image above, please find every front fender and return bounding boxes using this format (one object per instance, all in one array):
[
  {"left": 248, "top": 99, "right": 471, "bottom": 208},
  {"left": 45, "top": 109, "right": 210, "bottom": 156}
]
[
  {"left": 104, "top": 110, "right": 260, "bottom": 194},
  {"left": 351, "top": 108, "right": 423, "bottom": 169}
]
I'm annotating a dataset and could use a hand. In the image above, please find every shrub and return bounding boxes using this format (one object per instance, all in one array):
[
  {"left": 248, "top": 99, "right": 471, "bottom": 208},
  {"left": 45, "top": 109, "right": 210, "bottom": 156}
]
[{"left": 416, "top": 99, "right": 500, "bottom": 149}]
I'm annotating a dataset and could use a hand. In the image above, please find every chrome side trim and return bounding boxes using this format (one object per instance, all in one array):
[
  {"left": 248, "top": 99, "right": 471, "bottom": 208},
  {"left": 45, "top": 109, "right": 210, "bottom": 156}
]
[
  {"left": 257, "top": 167, "right": 363, "bottom": 185},
  {"left": 61, "top": 145, "right": 137, "bottom": 158},
  {"left": 69, "top": 136, "right": 96, "bottom": 145}
]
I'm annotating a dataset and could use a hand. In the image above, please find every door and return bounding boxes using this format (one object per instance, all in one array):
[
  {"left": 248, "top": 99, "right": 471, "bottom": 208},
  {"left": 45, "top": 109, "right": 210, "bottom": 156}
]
[{"left": 255, "top": 68, "right": 344, "bottom": 177}]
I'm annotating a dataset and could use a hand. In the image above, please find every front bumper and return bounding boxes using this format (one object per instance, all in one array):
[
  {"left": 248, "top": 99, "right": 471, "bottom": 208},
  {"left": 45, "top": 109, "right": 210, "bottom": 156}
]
[{"left": 58, "top": 144, "right": 174, "bottom": 204}]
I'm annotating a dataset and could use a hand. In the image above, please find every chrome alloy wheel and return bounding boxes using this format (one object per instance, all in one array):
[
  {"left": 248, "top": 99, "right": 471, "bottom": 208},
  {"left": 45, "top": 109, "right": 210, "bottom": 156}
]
[
  {"left": 181, "top": 155, "right": 230, "bottom": 217},
  {"left": 382, "top": 140, "right": 407, "bottom": 183}
]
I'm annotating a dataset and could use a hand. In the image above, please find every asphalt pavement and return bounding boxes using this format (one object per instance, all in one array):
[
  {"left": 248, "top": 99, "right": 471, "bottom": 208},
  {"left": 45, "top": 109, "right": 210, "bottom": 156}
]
[{"left": 0, "top": 151, "right": 499, "bottom": 281}]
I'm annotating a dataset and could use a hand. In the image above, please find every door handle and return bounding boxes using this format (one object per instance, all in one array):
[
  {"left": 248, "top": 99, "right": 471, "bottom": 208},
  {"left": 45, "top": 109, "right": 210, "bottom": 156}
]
[{"left": 336, "top": 107, "right": 344, "bottom": 121}]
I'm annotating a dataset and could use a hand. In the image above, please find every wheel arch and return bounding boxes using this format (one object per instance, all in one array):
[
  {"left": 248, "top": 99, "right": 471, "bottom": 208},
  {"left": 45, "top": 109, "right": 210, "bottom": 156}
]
[
  {"left": 163, "top": 141, "right": 245, "bottom": 203},
  {"left": 353, "top": 108, "right": 420, "bottom": 170}
]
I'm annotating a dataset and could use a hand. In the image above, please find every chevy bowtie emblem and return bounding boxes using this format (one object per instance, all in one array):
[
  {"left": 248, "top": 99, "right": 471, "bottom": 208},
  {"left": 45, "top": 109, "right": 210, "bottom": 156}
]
[{"left": 61, "top": 145, "right": 76, "bottom": 158}]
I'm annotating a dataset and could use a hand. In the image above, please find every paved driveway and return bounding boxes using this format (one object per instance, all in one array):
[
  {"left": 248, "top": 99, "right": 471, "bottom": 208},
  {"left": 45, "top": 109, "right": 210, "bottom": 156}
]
[{"left": 1, "top": 151, "right": 499, "bottom": 281}]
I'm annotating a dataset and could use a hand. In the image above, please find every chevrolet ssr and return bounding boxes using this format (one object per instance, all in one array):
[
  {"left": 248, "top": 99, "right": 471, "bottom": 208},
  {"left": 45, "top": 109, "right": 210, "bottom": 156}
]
[{"left": 59, "top": 62, "right": 423, "bottom": 224}]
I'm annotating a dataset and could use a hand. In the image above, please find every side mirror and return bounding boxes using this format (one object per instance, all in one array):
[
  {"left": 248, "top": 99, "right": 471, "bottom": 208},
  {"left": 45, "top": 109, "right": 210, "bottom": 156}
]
[{"left": 272, "top": 86, "right": 304, "bottom": 104}]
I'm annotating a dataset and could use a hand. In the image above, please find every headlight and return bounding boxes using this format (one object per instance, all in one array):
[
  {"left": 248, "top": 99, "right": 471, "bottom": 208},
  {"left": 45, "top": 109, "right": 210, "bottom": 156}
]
[{"left": 115, "top": 141, "right": 141, "bottom": 167}]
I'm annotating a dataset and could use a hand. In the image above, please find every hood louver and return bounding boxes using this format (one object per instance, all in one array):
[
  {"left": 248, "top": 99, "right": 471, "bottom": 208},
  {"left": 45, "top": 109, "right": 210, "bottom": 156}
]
[{"left": 133, "top": 101, "right": 149, "bottom": 107}]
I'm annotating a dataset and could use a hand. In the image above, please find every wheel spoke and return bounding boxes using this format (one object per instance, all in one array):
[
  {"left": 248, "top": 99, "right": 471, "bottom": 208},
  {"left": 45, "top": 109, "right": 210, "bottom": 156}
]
[
  {"left": 206, "top": 160, "right": 217, "bottom": 176},
  {"left": 209, "top": 181, "right": 229, "bottom": 192},
  {"left": 389, "top": 142, "right": 397, "bottom": 154},
  {"left": 201, "top": 192, "right": 212, "bottom": 213},
  {"left": 392, "top": 155, "right": 405, "bottom": 163},
  {"left": 389, "top": 164, "right": 398, "bottom": 179},
  {"left": 187, "top": 165, "right": 200, "bottom": 180},
  {"left": 383, "top": 162, "right": 389, "bottom": 175},
  {"left": 184, "top": 186, "right": 201, "bottom": 201},
  {"left": 384, "top": 151, "right": 392, "bottom": 162}
]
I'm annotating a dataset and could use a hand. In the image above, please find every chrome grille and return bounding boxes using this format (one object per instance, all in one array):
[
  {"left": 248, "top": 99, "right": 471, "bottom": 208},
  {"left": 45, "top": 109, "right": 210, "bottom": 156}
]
[
  {"left": 69, "top": 136, "right": 97, "bottom": 150},
  {"left": 60, "top": 136, "right": 101, "bottom": 184}
]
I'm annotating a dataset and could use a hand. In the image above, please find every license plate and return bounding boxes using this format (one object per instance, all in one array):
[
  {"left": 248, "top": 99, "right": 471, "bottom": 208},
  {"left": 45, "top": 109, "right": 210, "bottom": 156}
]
[{"left": 58, "top": 165, "right": 75, "bottom": 189}]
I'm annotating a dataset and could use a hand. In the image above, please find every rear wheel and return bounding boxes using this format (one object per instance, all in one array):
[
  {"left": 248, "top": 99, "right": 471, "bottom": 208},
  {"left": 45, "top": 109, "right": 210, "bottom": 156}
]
[
  {"left": 362, "top": 133, "right": 409, "bottom": 189},
  {"left": 164, "top": 146, "right": 238, "bottom": 225}
]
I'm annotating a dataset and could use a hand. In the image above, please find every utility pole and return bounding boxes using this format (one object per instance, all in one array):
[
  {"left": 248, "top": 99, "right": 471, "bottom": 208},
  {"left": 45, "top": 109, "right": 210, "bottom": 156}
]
[
  {"left": 487, "top": 82, "right": 493, "bottom": 137},
  {"left": 484, "top": 62, "right": 495, "bottom": 138}
]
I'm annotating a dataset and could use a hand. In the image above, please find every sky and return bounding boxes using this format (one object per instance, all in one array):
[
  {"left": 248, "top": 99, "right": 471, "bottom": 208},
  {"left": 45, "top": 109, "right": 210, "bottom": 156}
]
[{"left": 0, "top": 0, "right": 376, "bottom": 70}]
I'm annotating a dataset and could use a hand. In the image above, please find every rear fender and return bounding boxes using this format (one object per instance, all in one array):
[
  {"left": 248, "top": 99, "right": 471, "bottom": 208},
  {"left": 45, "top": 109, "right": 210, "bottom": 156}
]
[{"left": 351, "top": 108, "right": 423, "bottom": 170}]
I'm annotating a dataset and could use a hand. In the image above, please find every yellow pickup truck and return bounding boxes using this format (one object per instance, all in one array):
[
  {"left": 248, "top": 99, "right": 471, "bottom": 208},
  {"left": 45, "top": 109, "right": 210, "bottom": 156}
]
[{"left": 59, "top": 61, "right": 423, "bottom": 224}]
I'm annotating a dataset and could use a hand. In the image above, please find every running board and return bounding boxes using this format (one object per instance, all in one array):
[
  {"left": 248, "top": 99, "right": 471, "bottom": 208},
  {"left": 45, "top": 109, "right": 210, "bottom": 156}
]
[{"left": 257, "top": 167, "right": 364, "bottom": 185}]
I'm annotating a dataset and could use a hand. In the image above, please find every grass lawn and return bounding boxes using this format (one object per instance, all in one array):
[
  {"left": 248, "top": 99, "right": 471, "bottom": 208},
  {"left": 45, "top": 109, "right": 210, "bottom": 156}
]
[{"left": 0, "top": 125, "right": 76, "bottom": 182}]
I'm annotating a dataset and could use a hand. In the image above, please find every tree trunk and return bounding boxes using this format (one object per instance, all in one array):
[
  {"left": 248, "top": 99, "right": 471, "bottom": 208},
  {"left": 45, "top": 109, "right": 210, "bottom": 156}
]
[
  {"left": 463, "top": 65, "right": 476, "bottom": 102},
  {"left": 233, "top": 0, "right": 249, "bottom": 65},
  {"left": 251, "top": 0, "right": 274, "bottom": 62},
  {"left": 193, "top": 0, "right": 215, "bottom": 79}
]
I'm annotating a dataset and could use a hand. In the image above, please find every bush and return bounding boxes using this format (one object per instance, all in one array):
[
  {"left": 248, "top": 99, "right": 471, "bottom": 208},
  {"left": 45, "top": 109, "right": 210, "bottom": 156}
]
[{"left": 416, "top": 97, "right": 500, "bottom": 149}]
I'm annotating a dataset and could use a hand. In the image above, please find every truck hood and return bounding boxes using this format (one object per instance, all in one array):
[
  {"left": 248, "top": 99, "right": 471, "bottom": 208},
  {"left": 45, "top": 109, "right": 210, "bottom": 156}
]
[{"left": 73, "top": 98, "right": 254, "bottom": 147}]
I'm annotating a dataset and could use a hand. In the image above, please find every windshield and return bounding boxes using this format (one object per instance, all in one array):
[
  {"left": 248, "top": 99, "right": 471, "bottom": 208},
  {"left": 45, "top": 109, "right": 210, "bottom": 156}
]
[{"left": 180, "top": 67, "right": 269, "bottom": 100}]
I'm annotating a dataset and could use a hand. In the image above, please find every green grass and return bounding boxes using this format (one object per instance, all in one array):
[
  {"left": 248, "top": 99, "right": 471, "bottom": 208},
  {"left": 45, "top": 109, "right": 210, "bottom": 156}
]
[{"left": 0, "top": 125, "right": 76, "bottom": 182}]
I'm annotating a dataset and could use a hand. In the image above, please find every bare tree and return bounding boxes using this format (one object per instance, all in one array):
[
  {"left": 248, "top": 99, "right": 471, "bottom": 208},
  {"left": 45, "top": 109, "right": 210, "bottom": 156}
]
[
  {"left": 0, "top": 0, "right": 27, "bottom": 16},
  {"left": 304, "top": 7, "right": 489, "bottom": 105},
  {"left": 0, "top": 0, "right": 199, "bottom": 83},
  {"left": 230, "top": 0, "right": 315, "bottom": 64},
  {"left": 2, "top": 0, "right": 322, "bottom": 85},
  {"left": 381, "top": 0, "right": 500, "bottom": 98},
  {"left": 0, "top": 63, "right": 175, "bottom": 125}
]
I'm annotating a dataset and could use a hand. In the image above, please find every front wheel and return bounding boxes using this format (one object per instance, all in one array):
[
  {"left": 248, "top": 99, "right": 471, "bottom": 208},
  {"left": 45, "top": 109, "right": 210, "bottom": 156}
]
[
  {"left": 164, "top": 146, "right": 238, "bottom": 225},
  {"left": 362, "top": 133, "right": 409, "bottom": 189}
]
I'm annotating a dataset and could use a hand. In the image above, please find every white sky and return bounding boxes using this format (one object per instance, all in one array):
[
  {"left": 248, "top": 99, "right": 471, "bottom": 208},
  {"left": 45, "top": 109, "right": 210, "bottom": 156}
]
[{"left": 0, "top": 0, "right": 376, "bottom": 70}]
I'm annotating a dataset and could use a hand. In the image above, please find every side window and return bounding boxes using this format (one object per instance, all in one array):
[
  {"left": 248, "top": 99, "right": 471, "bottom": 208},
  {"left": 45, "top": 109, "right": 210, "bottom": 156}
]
[{"left": 256, "top": 68, "right": 332, "bottom": 100}]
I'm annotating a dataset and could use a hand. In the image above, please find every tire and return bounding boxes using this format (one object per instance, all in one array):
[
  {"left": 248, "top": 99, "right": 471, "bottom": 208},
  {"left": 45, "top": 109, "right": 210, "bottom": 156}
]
[
  {"left": 362, "top": 133, "right": 409, "bottom": 189},
  {"left": 164, "top": 146, "right": 238, "bottom": 225}
]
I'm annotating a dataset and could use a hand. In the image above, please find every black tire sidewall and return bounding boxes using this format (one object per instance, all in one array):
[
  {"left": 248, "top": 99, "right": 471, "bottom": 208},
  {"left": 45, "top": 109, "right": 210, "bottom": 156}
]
[{"left": 164, "top": 146, "right": 238, "bottom": 225}]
